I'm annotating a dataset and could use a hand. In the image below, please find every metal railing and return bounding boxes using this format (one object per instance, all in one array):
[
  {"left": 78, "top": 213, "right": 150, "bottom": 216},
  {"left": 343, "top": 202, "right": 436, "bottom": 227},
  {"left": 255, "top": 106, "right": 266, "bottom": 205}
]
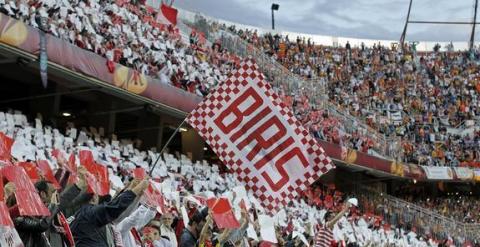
[
  {"left": 454, "top": 118, "right": 480, "bottom": 130},
  {"left": 181, "top": 14, "right": 403, "bottom": 160},
  {"left": 353, "top": 186, "right": 480, "bottom": 244}
]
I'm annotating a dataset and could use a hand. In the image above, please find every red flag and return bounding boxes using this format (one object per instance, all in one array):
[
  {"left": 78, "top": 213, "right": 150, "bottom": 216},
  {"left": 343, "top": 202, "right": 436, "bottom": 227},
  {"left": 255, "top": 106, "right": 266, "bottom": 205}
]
[
  {"left": 187, "top": 59, "right": 334, "bottom": 212},
  {"left": 1, "top": 166, "right": 50, "bottom": 216},
  {"left": 85, "top": 172, "right": 101, "bottom": 195},
  {"left": 143, "top": 184, "right": 165, "bottom": 213},
  {"left": 83, "top": 162, "right": 109, "bottom": 196},
  {"left": 79, "top": 150, "right": 96, "bottom": 173},
  {"left": 95, "top": 164, "right": 110, "bottom": 196},
  {"left": 206, "top": 198, "right": 217, "bottom": 209},
  {"left": 206, "top": 198, "right": 240, "bottom": 229},
  {"left": 156, "top": 3, "right": 177, "bottom": 25},
  {"left": 58, "top": 212, "right": 74, "bottom": 247},
  {"left": 133, "top": 167, "right": 146, "bottom": 180},
  {"left": 17, "top": 162, "right": 40, "bottom": 182},
  {"left": 0, "top": 132, "right": 13, "bottom": 162},
  {"left": 67, "top": 153, "right": 78, "bottom": 184},
  {"left": 37, "top": 160, "right": 61, "bottom": 189}
]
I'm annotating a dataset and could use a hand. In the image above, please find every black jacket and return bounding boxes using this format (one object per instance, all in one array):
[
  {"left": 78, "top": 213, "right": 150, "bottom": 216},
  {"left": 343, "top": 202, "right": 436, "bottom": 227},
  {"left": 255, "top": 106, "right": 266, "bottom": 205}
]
[
  {"left": 70, "top": 190, "right": 137, "bottom": 247},
  {"left": 14, "top": 205, "right": 59, "bottom": 247},
  {"left": 179, "top": 228, "right": 197, "bottom": 247},
  {"left": 59, "top": 184, "right": 90, "bottom": 218},
  {"left": 13, "top": 183, "right": 85, "bottom": 247}
]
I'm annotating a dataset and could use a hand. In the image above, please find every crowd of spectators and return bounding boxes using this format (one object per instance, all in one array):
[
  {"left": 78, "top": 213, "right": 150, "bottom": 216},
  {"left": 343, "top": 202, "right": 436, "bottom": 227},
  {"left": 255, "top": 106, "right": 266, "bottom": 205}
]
[
  {"left": 3, "top": 0, "right": 480, "bottom": 168},
  {"left": 0, "top": 0, "right": 478, "bottom": 245},
  {"left": 401, "top": 195, "right": 480, "bottom": 224},
  {"left": 355, "top": 188, "right": 480, "bottom": 246},
  {"left": 0, "top": 109, "right": 455, "bottom": 246},
  {"left": 390, "top": 186, "right": 480, "bottom": 224},
  {"left": 220, "top": 25, "right": 480, "bottom": 168},
  {"left": 0, "top": 0, "right": 397, "bottom": 161},
  {"left": 0, "top": 0, "right": 237, "bottom": 96}
]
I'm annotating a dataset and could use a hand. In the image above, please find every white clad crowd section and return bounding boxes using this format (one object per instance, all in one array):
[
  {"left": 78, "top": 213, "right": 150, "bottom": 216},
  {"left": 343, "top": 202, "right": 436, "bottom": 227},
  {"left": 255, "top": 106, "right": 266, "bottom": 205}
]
[
  {"left": 0, "top": 0, "right": 233, "bottom": 96},
  {"left": 0, "top": 109, "right": 438, "bottom": 246}
]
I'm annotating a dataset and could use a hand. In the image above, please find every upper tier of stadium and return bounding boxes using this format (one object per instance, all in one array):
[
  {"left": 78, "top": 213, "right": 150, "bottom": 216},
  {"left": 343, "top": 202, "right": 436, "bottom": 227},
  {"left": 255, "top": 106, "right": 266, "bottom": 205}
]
[
  {"left": 0, "top": 0, "right": 478, "bottom": 175},
  {"left": 178, "top": 8, "right": 479, "bottom": 52}
]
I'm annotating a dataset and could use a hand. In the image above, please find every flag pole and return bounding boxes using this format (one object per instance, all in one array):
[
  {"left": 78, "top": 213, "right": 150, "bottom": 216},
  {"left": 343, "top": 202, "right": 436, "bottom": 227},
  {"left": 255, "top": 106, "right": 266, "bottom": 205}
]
[{"left": 149, "top": 118, "right": 187, "bottom": 176}]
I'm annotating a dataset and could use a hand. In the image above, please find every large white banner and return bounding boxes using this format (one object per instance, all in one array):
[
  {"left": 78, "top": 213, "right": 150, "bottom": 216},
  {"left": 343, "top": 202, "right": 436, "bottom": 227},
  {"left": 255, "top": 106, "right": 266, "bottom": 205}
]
[
  {"left": 422, "top": 166, "right": 453, "bottom": 180},
  {"left": 188, "top": 59, "right": 334, "bottom": 212},
  {"left": 474, "top": 170, "right": 480, "bottom": 182},
  {"left": 454, "top": 167, "right": 474, "bottom": 180}
]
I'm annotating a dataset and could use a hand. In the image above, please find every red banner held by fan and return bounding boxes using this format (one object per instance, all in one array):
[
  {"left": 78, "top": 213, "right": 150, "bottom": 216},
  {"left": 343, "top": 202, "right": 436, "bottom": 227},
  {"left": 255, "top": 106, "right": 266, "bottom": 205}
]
[
  {"left": 67, "top": 153, "right": 78, "bottom": 184},
  {"left": 79, "top": 150, "right": 96, "bottom": 173},
  {"left": 0, "top": 132, "right": 13, "bottom": 162},
  {"left": 83, "top": 164, "right": 109, "bottom": 196},
  {"left": 206, "top": 198, "right": 240, "bottom": 229},
  {"left": 95, "top": 164, "right": 110, "bottom": 196},
  {"left": 133, "top": 167, "right": 146, "bottom": 180},
  {"left": 37, "top": 160, "right": 61, "bottom": 189},
  {"left": 1, "top": 166, "right": 50, "bottom": 216},
  {"left": 58, "top": 212, "right": 74, "bottom": 247},
  {"left": 156, "top": 3, "right": 177, "bottom": 25},
  {"left": 17, "top": 162, "right": 40, "bottom": 182},
  {"left": 143, "top": 184, "right": 165, "bottom": 214}
]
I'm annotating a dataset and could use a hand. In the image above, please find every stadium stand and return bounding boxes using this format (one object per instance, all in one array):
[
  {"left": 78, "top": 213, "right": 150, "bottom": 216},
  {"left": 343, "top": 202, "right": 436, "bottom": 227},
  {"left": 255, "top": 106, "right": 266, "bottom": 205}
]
[
  {"left": 0, "top": 0, "right": 479, "bottom": 246},
  {"left": 199, "top": 21, "right": 480, "bottom": 168},
  {"left": 0, "top": 109, "right": 449, "bottom": 246}
]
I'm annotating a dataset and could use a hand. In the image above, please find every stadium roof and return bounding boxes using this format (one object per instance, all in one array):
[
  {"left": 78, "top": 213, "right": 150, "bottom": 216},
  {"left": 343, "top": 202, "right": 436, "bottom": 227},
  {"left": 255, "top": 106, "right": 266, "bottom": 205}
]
[{"left": 175, "top": 0, "right": 480, "bottom": 43}]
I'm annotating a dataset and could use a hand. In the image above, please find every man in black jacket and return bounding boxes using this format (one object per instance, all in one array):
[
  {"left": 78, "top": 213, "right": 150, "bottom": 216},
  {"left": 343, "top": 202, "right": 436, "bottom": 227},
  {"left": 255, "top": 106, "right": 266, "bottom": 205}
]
[
  {"left": 70, "top": 177, "right": 149, "bottom": 247},
  {"left": 13, "top": 180, "right": 58, "bottom": 247},
  {"left": 179, "top": 207, "right": 208, "bottom": 247},
  {"left": 13, "top": 166, "right": 94, "bottom": 247}
]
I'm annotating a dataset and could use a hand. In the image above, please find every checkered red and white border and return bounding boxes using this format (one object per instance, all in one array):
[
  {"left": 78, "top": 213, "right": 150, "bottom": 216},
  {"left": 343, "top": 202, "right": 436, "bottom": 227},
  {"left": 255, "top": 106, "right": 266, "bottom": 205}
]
[{"left": 187, "top": 59, "right": 334, "bottom": 212}]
